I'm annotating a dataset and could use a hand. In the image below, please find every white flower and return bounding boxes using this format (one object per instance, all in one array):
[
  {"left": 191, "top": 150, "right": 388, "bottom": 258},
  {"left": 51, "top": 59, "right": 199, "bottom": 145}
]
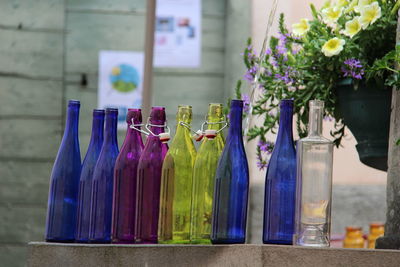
[
  {"left": 321, "top": 37, "right": 346, "bottom": 57},
  {"left": 343, "top": 17, "right": 362, "bottom": 38},
  {"left": 354, "top": 0, "right": 375, "bottom": 12},
  {"left": 335, "top": 0, "right": 349, "bottom": 8},
  {"left": 322, "top": 6, "right": 343, "bottom": 25},
  {"left": 292, "top": 19, "right": 310, "bottom": 36},
  {"left": 359, "top": 2, "right": 381, "bottom": 29}
]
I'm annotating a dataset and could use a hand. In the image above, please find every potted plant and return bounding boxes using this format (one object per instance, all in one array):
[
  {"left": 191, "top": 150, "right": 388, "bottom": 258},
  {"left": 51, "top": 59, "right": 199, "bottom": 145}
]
[{"left": 237, "top": 0, "right": 400, "bottom": 171}]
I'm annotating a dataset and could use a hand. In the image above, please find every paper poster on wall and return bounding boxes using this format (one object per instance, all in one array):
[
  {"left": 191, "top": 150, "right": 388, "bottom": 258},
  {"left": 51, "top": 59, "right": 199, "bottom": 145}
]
[
  {"left": 98, "top": 50, "right": 144, "bottom": 129},
  {"left": 154, "top": 0, "right": 201, "bottom": 68}
]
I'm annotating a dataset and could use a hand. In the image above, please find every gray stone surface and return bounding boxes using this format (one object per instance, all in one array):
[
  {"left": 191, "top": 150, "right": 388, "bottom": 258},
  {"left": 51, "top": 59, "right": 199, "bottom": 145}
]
[{"left": 28, "top": 242, "right": 400, "bottom": 267}]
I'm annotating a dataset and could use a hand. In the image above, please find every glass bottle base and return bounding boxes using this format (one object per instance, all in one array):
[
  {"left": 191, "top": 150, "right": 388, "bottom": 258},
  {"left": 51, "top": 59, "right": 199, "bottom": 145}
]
[
  {"left": 45, "top": 238, "right": 75, "bottom": 243},
  {"left": 190, "top": 238, "right": 211, "bottom": 244},
  {"left": 294, "top": 223, "right": 330, "bottom": 247},
  {"left": 211, "top": 238, "right": 245, "bottom": 244},
  {"left": 263, "top": 239, "right": 292, "bottom": 245}
]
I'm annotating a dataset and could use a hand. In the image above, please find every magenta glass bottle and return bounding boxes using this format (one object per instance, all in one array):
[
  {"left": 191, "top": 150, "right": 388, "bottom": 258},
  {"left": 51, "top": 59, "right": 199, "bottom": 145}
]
[
  {"left": 135, "top": 106, "right": 168, "bottom": 243},
  {"left": 111, "top": 109, "right": 144, "bottom": 243}
]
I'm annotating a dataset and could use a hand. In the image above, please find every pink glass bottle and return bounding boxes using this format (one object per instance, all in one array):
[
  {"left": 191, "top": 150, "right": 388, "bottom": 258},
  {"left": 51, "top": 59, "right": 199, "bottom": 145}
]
[
  {"left": 111, "top": 109, "right": 144, "bottom": 243},
  {"left": 135, "top": 106, "right": 168, "bottom": 243}
]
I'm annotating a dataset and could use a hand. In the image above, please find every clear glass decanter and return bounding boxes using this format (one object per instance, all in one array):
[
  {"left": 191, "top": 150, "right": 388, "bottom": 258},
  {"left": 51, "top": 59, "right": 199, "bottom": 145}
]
[{"left": 294, "top": 100, "right": 333, "bottom": 247}]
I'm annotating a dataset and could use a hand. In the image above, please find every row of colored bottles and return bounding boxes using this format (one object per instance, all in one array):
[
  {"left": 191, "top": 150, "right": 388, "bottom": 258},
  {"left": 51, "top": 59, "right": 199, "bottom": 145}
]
[
  {"left": 45, "top": 99, "right": 249, "bottom": 244},
  {"left": 263, "top": 99, "right": 334, "bottom": 247},
  {"left": 343, "top": 223, "right": 384, "bottom": 249}
]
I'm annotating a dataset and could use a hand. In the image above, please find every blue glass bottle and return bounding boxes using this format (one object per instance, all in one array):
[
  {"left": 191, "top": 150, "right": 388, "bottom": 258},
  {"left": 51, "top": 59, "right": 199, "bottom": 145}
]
[
  {"left": 75, "top": 109, "right": 105, "bottom": 242},
  {"left": 211, "top": 99, "right": 249, "bottom": 244},
  {"left": 45, "top": 100, "right": 82, "bottom": 242},
  {"left": 89, "top": 108, "right": 119, "bottom": 243},
  {"left": 263, "top": 99, "right": 296, "bottom": 244}
]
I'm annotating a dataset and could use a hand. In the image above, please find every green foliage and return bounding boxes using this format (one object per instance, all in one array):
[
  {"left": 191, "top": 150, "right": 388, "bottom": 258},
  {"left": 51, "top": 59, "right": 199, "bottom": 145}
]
[{"left": 238, "top": 0, "right": 400, "bottom": 167}]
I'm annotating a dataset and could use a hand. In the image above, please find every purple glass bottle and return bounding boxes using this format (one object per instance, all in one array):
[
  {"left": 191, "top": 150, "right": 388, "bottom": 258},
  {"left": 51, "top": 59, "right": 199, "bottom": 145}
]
[
  {"left": 75, "top": 109, "right": 105, "bottom": 243},
  {"left": 135, "top": 107, "right": 168, "bottom": 243},
  {"left": 89, "top": 108, "right": 119, "bottom": 243},
  {"left": 111, "top": 109, "right": 144, "bottom": 243}
]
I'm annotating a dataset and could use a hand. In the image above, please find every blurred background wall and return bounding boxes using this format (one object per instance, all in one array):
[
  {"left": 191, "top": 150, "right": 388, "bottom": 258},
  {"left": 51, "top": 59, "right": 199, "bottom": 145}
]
[
  {"left": 0, "top": 0, "right": 387, "bottom": 266},
  {"left": 0, "top": 1, "right": 249, "bottom": 266}
]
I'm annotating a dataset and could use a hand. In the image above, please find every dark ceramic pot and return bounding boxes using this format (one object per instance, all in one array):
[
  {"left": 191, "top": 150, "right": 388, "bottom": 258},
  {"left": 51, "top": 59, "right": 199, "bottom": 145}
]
[{"left": 335, "top": 78, "right": 391, "bottom": 171}]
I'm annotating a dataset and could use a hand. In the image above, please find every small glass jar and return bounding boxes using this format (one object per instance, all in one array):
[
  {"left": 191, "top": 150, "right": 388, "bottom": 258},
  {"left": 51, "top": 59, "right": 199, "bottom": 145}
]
[
  {"left": 343, "top": 226, "right": 364, "bottom": 248},
  {"left": 367, "top": 222, "right": 384, "bottom": 249}
]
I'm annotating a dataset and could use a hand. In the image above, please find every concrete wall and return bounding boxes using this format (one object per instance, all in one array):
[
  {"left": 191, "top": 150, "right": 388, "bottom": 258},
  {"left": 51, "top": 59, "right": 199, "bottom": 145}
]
[{"left": 0, "top": 1, "right": 250, "bottom": 266}]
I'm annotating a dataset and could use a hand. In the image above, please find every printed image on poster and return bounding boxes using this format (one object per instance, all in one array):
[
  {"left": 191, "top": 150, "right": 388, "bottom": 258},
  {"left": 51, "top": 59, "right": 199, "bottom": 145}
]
[
  {"left": 98, "top": 51, "right": 144, "bottom": 129},
  {"left": 154, "top": 0, "right": 201, "bottom": 68}
]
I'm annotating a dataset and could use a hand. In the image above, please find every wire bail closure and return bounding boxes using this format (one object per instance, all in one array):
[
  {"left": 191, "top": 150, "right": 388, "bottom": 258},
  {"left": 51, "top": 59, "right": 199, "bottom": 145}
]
[
  {"left": 130, "top": 119, "right": 150, "bottom": 136},
  {"left": 193, "top": 119, "right": 228, "bottom": 141},
  {"left": 145, "top": 117, "right": 171, "bottom": 143}
]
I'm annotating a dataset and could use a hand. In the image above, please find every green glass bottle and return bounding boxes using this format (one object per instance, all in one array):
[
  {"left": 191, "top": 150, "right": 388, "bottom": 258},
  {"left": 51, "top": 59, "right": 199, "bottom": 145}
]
[
  {"left": 158, "top": 105, "right": 197, "bottom": 244},
  {"left": 190, "top": 103, "right": 225, "bottom": 244}
]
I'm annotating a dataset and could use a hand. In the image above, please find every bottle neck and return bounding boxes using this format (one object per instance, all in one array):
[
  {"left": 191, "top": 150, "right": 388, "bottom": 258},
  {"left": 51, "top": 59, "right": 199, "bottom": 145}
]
[
  {"left": 104, "top": 114, "right": 118, "bottom": 146},
  {"left": 125, "top": 123, "right": 143, "bottom": 145},
  {"left": 150, "top": 120, "right": 166, "bottom": 135},
  {"left": 276, "top": 105, "right": 294, "bottom": 145},
  {"left": 308, "top": 106, "right": 323, "bottom": 137},
  {"left": 89, "top": 114, "right": 104, "bottom": 147},
  {"left": 64, "top": 106, "right": 79, "bottom": 139},
  {"left": 228, "top": 105, "right": 243, "bottom": 137}
]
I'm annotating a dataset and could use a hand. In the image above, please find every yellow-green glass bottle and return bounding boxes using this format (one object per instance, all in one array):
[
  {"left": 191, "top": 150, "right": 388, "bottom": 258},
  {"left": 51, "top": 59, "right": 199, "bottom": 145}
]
[
  {"left": 158, "top": 105, "right": 197, "bottom": 244},
  {"left": 190, "top": 103, "right": 225, "bottom": 244}
]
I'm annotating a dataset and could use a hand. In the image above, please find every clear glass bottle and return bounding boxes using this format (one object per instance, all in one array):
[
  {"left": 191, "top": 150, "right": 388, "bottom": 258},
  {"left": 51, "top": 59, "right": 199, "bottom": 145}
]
[
  {"left": 211, "top": 100, "right": 249, "bottom": 244},
  {"left": 135, "top": 107, "right": 168, "bottom": 244},
  {"left": 111, "top": 109, "right": 144, "bottom": 243},
  {"left": 294, "top": 100, "right": 334, "bottom": 247},
  {"left": 263, "top": 99, "right": 296, "bottom": 245},
  {"left": 190, "top": 103, "right": 225, "bottom": 244},
  {"left": 75, "top": 109, "right": 105, "bottom": 243},
  {"left": 158, "top": 105, "right": 197, "bottom": 244},
  {"left": 45, "top": 100, "right": 82, "bottom": 242},
  {"left": 89, "top": 108, "right": 119, "bottom": 243},
  {"left": 367, "top": 222, "right": 384, "bottom": 249},
  {"left": 343, "top": 226, "right": 365, "bottom": 248}
]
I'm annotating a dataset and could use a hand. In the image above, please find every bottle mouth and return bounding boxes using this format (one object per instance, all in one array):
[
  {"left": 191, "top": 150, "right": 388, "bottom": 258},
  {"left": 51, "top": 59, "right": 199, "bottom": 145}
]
[
  {"left": 93, "top": 109, "right": 105, "bottom": 115},
  {"left": 309, "top": 99, "right": 324, "bottom": 109},
  {"left": 280, "top": 99, "right": 294, "bottom": 108},
  {"left": 150, "top": 106, "right": 166, "bottom": 124},
  {"left": 231, "top": 99, "right": 243, "bottom": 108},
  {"left": 106, "top": 107, "right": 118, "bottom": 114},
  {"left": 68, "top": 99, "right": 80, "bottom": 107},
  {"left": 127, "top": 109, "right": 142, "bottom": 124}
]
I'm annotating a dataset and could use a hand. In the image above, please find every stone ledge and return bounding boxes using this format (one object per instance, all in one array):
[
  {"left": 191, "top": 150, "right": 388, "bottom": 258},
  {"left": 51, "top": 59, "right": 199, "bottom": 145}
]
[{"left": 28, "top": 242, "right": 400, "bottom": 267}]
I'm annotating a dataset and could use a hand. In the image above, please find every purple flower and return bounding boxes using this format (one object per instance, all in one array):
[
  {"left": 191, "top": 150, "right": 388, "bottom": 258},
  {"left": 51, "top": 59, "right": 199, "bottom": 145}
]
[
  {"left": 342, "top": 58, "right": 364, "bottom": 80},
  {"left": 242, "top": 94, "right": 251, "bottom": 114},
  {"left": 257, "top": 160, "right": 268, "bottom": 170},
  {"left": 258, "top": 140, "right": 274, "bottom": 155},
  {"left": 265, "top": 48, "right": 272, "bottom": 55},
  {"left": 244, "top": 65, "right": 258, "bottom": 82},
  {"left": 278, "top": 32, "right": 288, "bottom": 46}
]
